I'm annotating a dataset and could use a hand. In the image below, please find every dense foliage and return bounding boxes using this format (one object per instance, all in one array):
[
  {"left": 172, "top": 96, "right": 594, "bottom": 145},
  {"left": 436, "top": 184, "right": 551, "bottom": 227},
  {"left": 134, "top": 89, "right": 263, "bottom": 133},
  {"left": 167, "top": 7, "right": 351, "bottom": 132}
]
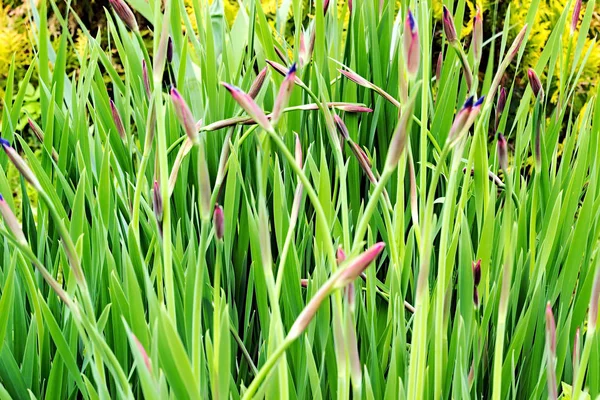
[{"left": 1, "top": 0, "right": 600, "bottom": 399}]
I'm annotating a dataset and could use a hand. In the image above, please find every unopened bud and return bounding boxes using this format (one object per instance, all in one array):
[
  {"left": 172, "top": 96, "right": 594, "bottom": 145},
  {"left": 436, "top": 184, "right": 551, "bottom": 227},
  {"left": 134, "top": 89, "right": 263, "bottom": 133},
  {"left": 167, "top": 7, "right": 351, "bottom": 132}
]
[
  {"left": 337, "top": 246, "right": 347, "bottom": 264},
  {"left": 213, "top": 204, "right": 224, "bottom": 240},
  {"left": 142, "top": 60, "right": 151, "bottom": 99},
  {"left": 403, "top": 9, "right": 420, "bottom": 77},
  {"left": 152, "top": 180, "right": 163, "bottom": 222},
  {"left": 472, "top": 259, "right": 481, "bottom": 286},
  {"left": 527, "top": 69, "right": 544, "bottom": 100},
  {"left": 473, "top": 7, "right": 483, "bottom": 63},
  {"left": 109, "top": 0, "right": 138, "bottom": 32},
  {"left": 271, "top": 63, "right": 297, "bottom": 126},
  {"left": 436, "top": 52, "right": 443, "bottom": 83},
  {"left": 294, "top": 133, "right": 303, "bottom": 169},
  {"left": 0, "top": 193, "right": 27, "bottom": 245},
  {"left": 497, "top": 133, "right": 508, "bottom": 171},
  {"left": 545, "top": 302, "right": 556, "bottom": 354},
  {"left": 222, "top": 82, "right": 274, "bottom": 134},
  {"left": 248, "top": 67, "right": 268, "bottom": 99},
  {"left": 442, "top": 6, "right": 458, "bottom": 44},
  {"left": 0, "top": 139, "right": 41, "bottom": 190},
  {"left": 334, "top": 242, "right": 385, "bottom": 289},
  {"left": 166, "top": 36, "right": 173, "bottom": 63},
  {"left": 110, "top": 99, "right": 127, "bottom": 140},
  {"left": 495, "top": 87, "right": 507, "bottom": 132},
  {"left": 334, "top": 115, "right": 350, "bottom": 141},
  {"left": 385, "top": 95, "right": 415, "bottom": 169},
  {"left": 570, "top": 0, "right": 582, "bottom": 34},
  {"left": 171, "top": 88, "right": 199, "bottom": 144}
]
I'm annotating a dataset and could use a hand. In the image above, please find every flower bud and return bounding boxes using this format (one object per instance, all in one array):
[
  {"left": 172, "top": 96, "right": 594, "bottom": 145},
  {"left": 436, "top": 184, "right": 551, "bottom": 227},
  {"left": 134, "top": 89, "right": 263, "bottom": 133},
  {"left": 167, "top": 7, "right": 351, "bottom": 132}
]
[
  {"left": 447, "top": 96, "right": 474, "bottom": 143},
  {"left": 508, "top": 24, "right": 528, "bottom": 59},
  {"left": 110, "top": 99, "right": 126, "bottom": 140},
  {"left": 571, "top": 0, "right": 582, "bottom": 34},
  {"left": 527, "top": 68, "right": 544, "bottom": 100},
  {"left": 442, "top": 6, "right": 458, "bottom": 44},
  {"left": 166, "top": 36, "right": 173, "bottom": 63},
  {"left": 222, "top": 82, "right": 274, "bottom": 134},
  {"left": 403, "top": 9, "right": 420, "bottom": 78},
  {"left": 590, "top": 267, "right": 600, "bottom": 331},
  {"left": 300, "top": 278, "right": 309, "bottom": 288},
  {"left": 152, "top": 180, "right": 163, "bottom": 222},
  {"left": 142, "top": 60, "right": 151, "bottom": 99},
  {"left": 472, "top": 259, "right": 481, "bottom": 286},
  {"left": 339, "top": 68, "right": 373, "bottom": 89},
  {"left": 109, "top": 0, "right": 138, "bottom": 32},
  {"left": 334, "top": 104, "right": 373, "bottom": 113},
  {"left": 248, "top": 67, "right": 268, "bottom": 99},
  {"left": 497, "top": 133, "right": 508, "bottom": 171},
  {"left": 495, "top": 87, "right": 507, "bottom": 132},
  {"left": 271, "top": 63, "right": 297, "bottom": 126},
  {"left": 334, "top": 115, "right": 350, "bottom": 141},
  {"left": 132, "top": 334, "right": 152, "bottom": 373},
  {"left": 0, "top": 193, "right": 27, "bottom": 245},
  {"left": 473, "top": 287, "right": 480, "bottom": 308},
  {"left": 337, "top": 246, "right": 347, "bottom": 264},
  {"left": 473, "top": 7, "right": 483, "bottom": 63},
  {"left": 436, "top": 52, "right": 443, "bottom": 83},
  {"left": 0, "top": 138, "right": 41, "bottom": 190},
  {"left": 334, "top": 242, "right": 385, "bottom": 289},
  {"left": 171, "top": 88, "right": 199, "bottom": 144},
  {"left": 213, "top": 204, "right": 224, "bottom": 240},
  {"left": 545, "top": 302, "right": 556, "bottom": 354}
]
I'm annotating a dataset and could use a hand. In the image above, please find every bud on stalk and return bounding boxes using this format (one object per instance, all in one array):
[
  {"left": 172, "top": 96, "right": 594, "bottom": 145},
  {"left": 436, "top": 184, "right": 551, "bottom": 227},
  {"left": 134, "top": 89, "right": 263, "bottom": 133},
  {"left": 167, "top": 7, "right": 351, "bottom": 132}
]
[
  {"left": 436, "top": 52, "right": 443, "bottom": 83},
  {"left": 294, "top": 133, "right": 303, "bottom": 169},
  {"left": 110, "top": 99, "right": 127, "bottom": 140},
  {"left": 442, "top": 6, "right": 458, "bottom": 44},
  {"left": 403, "top": 9, "right": 420, "bottom": 78},
  {"left": 248, "top": 67, "right": 268, "bottom": 99},
  {"left": 213, "top": 204, "right": 224, "bottom": 240},
  {"left": 497, "top": 133, "right": 508, "bottom": 171},
  {"left": 271, "top": 63, "right": 297, "bottom": 126},
  {"left": 385, "top": 95, "right": 415, "bottom": 169},
  {"left": 473, "top": 7, "right": 483, "bottom": 63},
  {"left": 334, "top": 242, "right": 385, "bottom": 289},
  {"left": 570, "top": 0, "right": 582, "bottom": 34},
  {"left": 0, "top": 193, "right": 27, "bottom": 245},
  {"left": 166, "top": 36, "right": 174, "bottom": 63},
  {"left": 527, "top": 69, "right": 544, "bottom": 100},
  {"left": 152, "top": 180, "right": 163, "bottom": 222},
  {"left": 222, "top": 82, "right": 274, "bottom": 134},
  {"left": 472, "top": 259, "right": 481, "bottom": 286},
  {"left": 142, "top": 60, "right": 151, "bottom": 99},
  {"left": 337, "top": 246, "right": 347, "bottom": 264},
  {"left": 171, "top": 88, "right": 199, "bottom": 144},
  {"left": 0, "top": 138, "right": 42, "bottom": 191},
  {"left": 447, "top": 96, "right": 474, "bottom": 143},
  {"left": 334, "top": 115, "right": 350, "bottom": 141},
  {"left": 109, "top": 0, "right": 138, "bottom": 32}
]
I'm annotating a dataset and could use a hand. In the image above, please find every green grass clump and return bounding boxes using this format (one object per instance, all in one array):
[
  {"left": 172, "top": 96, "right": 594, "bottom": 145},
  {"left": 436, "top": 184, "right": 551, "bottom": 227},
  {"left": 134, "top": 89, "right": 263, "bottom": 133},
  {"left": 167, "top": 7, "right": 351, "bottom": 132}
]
[{"left": 1, "top": 0, "right": 600, "bottom": 398}]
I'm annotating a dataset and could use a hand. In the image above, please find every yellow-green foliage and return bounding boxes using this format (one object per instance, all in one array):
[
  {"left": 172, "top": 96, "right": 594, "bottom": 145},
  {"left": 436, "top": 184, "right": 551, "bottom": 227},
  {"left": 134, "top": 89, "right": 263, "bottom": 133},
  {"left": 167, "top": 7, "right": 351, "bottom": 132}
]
[{"left": 0, "top": 2, "right": 33, "bottom": 98}]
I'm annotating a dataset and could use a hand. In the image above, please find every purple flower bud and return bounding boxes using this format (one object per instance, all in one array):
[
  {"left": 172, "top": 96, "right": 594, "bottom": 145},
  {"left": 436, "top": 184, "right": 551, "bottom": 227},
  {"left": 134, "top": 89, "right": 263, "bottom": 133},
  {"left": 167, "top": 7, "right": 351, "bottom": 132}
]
[
  {"left": 508, "top": 24, "right": 528, "bottom": 59},
  {"left": 323, "top": 0, "right": 331, "bottom": 14},
  {"left": 447, "top": 96, "right": 474, "bottom": 143},
  {"left": 348, "top": 0, "right": 353, "bottom": 13},
  {"left": 0, "top": 193, "right": 27, "bottom": 245},
  {"left": 339, "top": 68, "right": 374, "bottom": 89},
  {"left": 497, "top": 133, "right": 508, "bottom": 171},
  {"left": 109, "top": 0, "right": 138, "bottom": 32},
  {"left": 152, "top": 180, "right": 163, "bottom": 222},
  {"left": 271, "top": 63, "right": 297, "bottom": 126},
  {"left": 442, "top": 6, "right": 458, "bottom": 44},
  {"left": 334, "top": 115, "right": 350, "bottom": 141},
  {"left": 300, "top": 278, "right": 309, "bottom": 288},
  {"left": 334, "top": 104, "right": 373, "bottom": 113},
  {"left": 571, "top": 0, "right": 582, "bottom": 34},
  {"left": 351, "top": 142, "right": 377, "bottom": 183},
  {"left": 142, "top": 60, "right": 151, "bottom": 99},
  {"left": 436, "top": 52, "right": 443, "bottom": 83},
  {"left": 337, "top": 246, "right": 347, "bottom": 264},
  {"left": 334, "top": 242, "right": 385, "bottom": 289},
  {"left": 472, "top": 259, "right": 481, "bottom": 286},
  {"left": 473, "top": 287, "right": 480, "bottom": 308},
  {"left": 248, "top": 67, "right": 268, "bottom": 99},
  {"left": 528, "top": 69, "right": 544, "bottom": 100},
  {"left": 0, "top": 138, "right": 41, "bottom": 190},
  {"left": 222, "top": 82, "right": 274, "bottom": 133},
  {"left": 590, "top": 267, "right": 600, "bottom": 330},
  {"left": 213, "top": 204, "right": 224, "bottom": 240},
  {"left": 166, "top": 36, "right": 173, "bottom": 63},
  {"left": 171, "top": 88, "right": 199, "bottom": 144},
  {"left": 403, "top": 9, "right": 420, "bottom": 77},
  {"left": 495, "top": 87, "right": 507, "bottom": 132},
  {"left": 473, "top": 7, "right": 483, "bottom": 63},
  {"left": 545, "top": 302, "right": 556, "bottom": 354},
  {"left": 110, "top": 99, "right": 127, "bottom": 140}
]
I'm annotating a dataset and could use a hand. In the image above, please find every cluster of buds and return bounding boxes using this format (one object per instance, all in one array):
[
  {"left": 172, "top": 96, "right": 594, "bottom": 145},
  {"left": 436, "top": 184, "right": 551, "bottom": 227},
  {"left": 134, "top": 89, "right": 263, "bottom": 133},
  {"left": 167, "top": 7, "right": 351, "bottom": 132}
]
[{"left": 472, "top": 259, "right": 481, "bottom": 307}]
